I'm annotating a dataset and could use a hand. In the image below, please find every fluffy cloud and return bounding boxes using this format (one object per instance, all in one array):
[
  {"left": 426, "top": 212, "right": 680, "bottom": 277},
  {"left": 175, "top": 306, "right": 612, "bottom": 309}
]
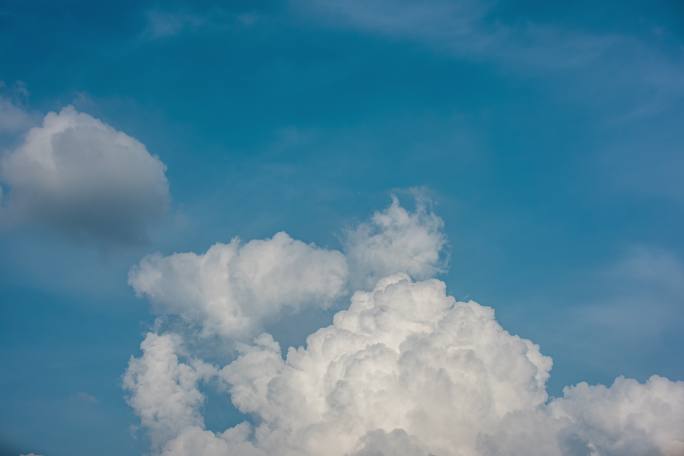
[
  {"left": 0, "top": 106, "right": 169, "bottom": 241},
  {"left": 198, "top": 274, "right": 552, "bottom": 456},
  {"left": 129, "top": 232, "right": 348, "bottom": 339},
  {"left": 123, "top": 332, "right": 215, "bottom": 448},
  {"left": 129, "top": 197, "right": 445, "bottom": 340},
  {"left": 139, "top": 274, "right": 684, "bottom": 456},
  {"left": 344, "top": 195, "right": 446, "bottom": 288},
  {"left": 125, "top": 202, "right": 684, "bottom": 456},
  {"left": 480, "top": 375, "right": 684, "bottom": 455}
]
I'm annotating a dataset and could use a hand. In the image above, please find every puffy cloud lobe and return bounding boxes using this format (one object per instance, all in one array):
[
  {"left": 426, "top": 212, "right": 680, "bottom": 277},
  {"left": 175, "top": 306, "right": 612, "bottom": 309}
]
[
  {"left": 479, "top": 375, "right": 684, "bottom": 455},
  {"left": 549, "top": 376, "right": 684, "bottom": 455},
  {"left": 344, "top": 196, "right": 446, "bottom": 289},
  {"left": 123, "top": 332, "right": 215, "bottom": 448},
  {"left": 0, "top": 106, "right": 169, "bottom": 241},
  {"left": 156, "top": 275, "right": 551, "bottom": 455},
  {"left": 129, "top": 232, "right": 348, "bottom": 339}
]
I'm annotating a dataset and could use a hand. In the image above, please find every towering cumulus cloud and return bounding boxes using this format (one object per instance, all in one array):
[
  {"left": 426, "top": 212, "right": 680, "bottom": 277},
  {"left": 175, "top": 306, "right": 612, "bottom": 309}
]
[
  {"left": 0, "top": 106, "right": 169, "bottom": 241},
  {"left": 124, "top": 198, "right": 684, "bottom": 456}
]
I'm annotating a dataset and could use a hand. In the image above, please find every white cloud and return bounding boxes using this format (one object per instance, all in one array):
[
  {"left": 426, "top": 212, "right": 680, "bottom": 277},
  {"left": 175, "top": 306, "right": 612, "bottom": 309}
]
[
  {"left": 344, "top": 195, "right": 446, "bottom": 289},
  {"left": 481, "top": 375, "right": 684, "bottom": 455},
  {"left": 145, "top": 275, "right": 684, "bottom": 456},
  {"left": 208, "top": 274, "right": 552, "bottom": 456},
  {"left": 123, "top": 332, "right": 216, "bottom": 449},
  {"left": 0, "top": 97, "right": 34, "bottom": 134},
  {"left": 550, "top": 376, "right": 684, "bottom": 455},
  {"left": 129, "top": 196, "right": 444, "bottom": 340},
  {"left": 125, "top": 202, "right": 684, "bottom": 456},
  {"left": 129, "top": 232, "right": 348, "bottom": 340},
  {"left": 0, "top": 106, "right": 170, "bottom": 241}
]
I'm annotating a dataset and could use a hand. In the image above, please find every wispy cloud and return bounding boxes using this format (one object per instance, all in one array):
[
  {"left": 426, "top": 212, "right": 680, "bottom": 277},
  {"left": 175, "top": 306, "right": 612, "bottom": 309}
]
[
  {"left": 576, "top": 246, "right": 684, "bottom": 339},
  {"left": 295, "top": 0, "right": 684, "bottom": 120},
  {"left": 0, "top": 106, "right": 170, "bottom": 243},
  {"left": 142, "top": 8, "right": 260, "bottom": 40}
]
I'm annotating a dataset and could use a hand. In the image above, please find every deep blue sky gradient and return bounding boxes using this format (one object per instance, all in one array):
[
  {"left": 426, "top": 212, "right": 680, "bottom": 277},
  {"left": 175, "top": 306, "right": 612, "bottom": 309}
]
[{"left": 1, "top": 1, "right": 683, "bottom": 455}]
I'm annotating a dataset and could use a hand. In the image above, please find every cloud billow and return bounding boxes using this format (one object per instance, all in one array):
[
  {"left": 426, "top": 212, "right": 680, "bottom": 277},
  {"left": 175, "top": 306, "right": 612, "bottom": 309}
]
[
  {"left": 124, "top": 198, "right": 684, "bottom": 456},
  {"left": 0, "top": 106, "right": 170, "bottom": 242},
  {"left": 129, "top": 231, "right": 349, "bottom": 339}
]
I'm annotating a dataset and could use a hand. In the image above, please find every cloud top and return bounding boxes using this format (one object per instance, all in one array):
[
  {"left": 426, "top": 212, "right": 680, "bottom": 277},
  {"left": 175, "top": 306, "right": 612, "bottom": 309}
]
[{"left": 344, "top": 195, "right": 446, "bottom": 288}]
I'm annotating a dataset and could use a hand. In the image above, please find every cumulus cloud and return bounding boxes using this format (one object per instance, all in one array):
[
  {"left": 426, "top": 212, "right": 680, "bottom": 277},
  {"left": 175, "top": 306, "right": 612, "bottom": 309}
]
[
  {"left": 129, "top": 232, "right": 348, "bottom": 339},
  {"left": 481, "top": 375, "right": 684, "bottom": 455},
  {"left": 134, "top": 275, "right": 684, "bottom": 456},
  {"left": 124, "top": 202, "right": 684, "bottom": 456},
  {"left": 200, "top": 275, "right": 552, "bottom": 456},
  {"left": 344, "top": 195, "right": 446, "bottom": 288},
  {"left": 0, "top": 106, "right": 170, "bottom": 241},
  {"left": 123, "top": 332, "right": 216, "bottom": 448}
]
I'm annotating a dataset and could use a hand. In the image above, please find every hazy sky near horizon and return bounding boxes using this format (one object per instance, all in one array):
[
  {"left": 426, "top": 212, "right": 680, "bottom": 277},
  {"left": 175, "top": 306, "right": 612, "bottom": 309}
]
[{"left": 1, "top": 1, "right": 684, "bottom": 455}]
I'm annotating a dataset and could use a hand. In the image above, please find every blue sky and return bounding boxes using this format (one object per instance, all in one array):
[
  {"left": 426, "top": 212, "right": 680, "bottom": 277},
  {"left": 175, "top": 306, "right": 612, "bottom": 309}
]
[{"left": 1, "top": 1, "right": 683, "bottom": 455}]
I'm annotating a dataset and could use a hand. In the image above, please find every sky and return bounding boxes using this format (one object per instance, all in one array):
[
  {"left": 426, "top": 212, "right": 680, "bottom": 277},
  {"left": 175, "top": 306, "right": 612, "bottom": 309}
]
[{"left": 0, "top": 1, "right": 683, "bottom": 455}]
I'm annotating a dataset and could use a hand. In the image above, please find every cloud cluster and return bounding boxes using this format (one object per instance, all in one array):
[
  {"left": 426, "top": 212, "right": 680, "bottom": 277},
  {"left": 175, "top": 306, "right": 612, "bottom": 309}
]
[
  {"left": 129, "top": 197, "right": 446, "bottom": 341},
  {"left": 0, "top": 106, "right": 169, "bottom": 241},
  {"left": 124, "top": 200, "right": 684, "bottom": 456}
]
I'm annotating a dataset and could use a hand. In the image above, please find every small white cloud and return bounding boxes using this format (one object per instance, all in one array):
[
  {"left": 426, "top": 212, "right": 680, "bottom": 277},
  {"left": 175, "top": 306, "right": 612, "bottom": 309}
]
[
  {"left": 0, "top": 106, "right": 170, "bottom": 241},
  {"left": 144, "top": 10, "right": 207, "bottom": 39},
  {"left": 123, "top": 332, "right": 216, "bottom": 449},
  {"left": 0, "top": 96, "right": 34, "bottom": 134},
  {"left": 129, "top": 232, "right": 348, "bottom": 340},
  {"left": 344, "top": 194, "right": 447, "bottom": 288},
  {"left": 207, "top": 274, "right": 552, "bottom": 456},
  {"left": 74, "top": 391, "right": 98, "bottom": 404}
]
